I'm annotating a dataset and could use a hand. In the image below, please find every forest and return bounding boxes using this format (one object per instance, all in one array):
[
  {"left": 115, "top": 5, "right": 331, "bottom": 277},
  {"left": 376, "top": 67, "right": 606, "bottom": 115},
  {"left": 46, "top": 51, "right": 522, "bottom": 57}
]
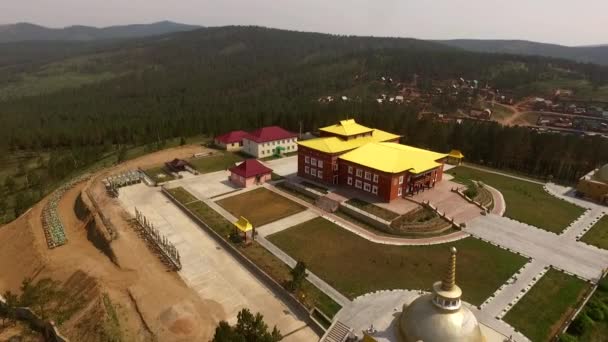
[{"left": 0, "top": 26, "right": 607, "bottom": 223}]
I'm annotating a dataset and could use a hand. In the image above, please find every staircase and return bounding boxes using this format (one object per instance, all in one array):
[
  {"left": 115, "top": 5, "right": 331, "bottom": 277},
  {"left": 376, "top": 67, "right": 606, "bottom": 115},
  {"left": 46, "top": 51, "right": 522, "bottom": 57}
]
[
  {"left": 320, "top": 321, "right": 351, "bottom": 342},
  {"left": 315, "top": 196, "right": 340, "bottom": 213}
]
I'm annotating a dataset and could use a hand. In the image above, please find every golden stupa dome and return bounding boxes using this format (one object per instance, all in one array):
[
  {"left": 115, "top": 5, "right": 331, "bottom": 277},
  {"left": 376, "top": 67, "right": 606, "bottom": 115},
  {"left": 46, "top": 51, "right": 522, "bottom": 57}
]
[{"left": 399, "top": 247, "right": 486, "bottom": 342}]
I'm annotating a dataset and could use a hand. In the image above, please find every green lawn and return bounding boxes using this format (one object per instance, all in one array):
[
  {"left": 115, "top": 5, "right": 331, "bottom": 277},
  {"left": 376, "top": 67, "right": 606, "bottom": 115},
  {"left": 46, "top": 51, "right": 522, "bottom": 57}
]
[
  {"left": 217, "top": 188, "right": 306, "bottom": 227},
  {"left": 268, "top": 217, "right": 527, "bottom": 305},
  {"left": 504, "top": 269, "right": 591, "bottom": 342},
  {"left": 143, "top": 166, "right": 175, "bottom": 184},
  {"left": 168, "top": 187, "right": 341, "bottom": 318},
  {"left": 345, "top": 198, "right": 400, "bottom": 221},
  {"left": 447, "top": 166, "right": 585, "bottom": 233},
  {"left": 187, "top": 152, "right": 244, "bottom": 174},
  {"left": 580, "top": 216, "right": 608, "bottom": 250}
]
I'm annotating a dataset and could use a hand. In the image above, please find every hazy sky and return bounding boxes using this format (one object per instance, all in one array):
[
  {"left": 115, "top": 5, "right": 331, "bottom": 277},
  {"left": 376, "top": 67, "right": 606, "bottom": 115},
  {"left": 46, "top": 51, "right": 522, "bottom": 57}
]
[{"left": 3, "top": 0, "right": 607, "bottom": 46}]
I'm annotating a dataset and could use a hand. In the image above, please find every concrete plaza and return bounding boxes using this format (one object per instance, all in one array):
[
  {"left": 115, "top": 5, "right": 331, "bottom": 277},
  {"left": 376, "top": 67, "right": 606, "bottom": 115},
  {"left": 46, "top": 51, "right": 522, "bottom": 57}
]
[{"left": 118, "top": 183, "right": 319, "bottom": 341}]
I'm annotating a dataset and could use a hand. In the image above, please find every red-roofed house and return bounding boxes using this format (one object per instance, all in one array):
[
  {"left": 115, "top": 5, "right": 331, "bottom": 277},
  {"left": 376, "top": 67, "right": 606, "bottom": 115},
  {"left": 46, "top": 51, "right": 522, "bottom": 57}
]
[
  {"left": 214, "top": 130, "right": 249, "bottom": 151},
  {"left": 229, "top": 159, "right": 273, "bottom": 188},
  {"left": 242, "top": 126, "right": 298, "bottom": 158}
]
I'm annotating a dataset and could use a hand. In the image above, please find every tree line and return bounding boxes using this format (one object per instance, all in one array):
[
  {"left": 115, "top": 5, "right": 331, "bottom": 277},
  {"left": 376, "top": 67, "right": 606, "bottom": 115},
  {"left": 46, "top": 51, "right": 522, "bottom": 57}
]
[{"left": 0, "top": 26, "right": 606, "bottom": 185}]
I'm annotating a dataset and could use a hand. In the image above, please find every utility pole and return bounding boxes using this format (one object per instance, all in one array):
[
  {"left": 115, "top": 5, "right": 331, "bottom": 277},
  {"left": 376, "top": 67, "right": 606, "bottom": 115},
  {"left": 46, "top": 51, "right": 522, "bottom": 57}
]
[{"left": 299, "top": 121, "right": 303, "bottom": 139}]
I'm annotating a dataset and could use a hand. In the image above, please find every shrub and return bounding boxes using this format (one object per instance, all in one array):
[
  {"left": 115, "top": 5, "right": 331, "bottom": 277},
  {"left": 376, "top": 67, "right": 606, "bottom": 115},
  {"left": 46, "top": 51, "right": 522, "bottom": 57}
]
[
  {"left": 464, "top": 185, "right": 478, "bottom": 199},
  {"left": 598, "top": 277, "right": 608, "bottom": 292},
  {"left": 588, "top": 306, "right": 605, "bottom": 322},
  {"left": 558, "top": 333, "right": 578, "bottom": 342},
  {"left": 568, "top": 313, "right": 594, "bottom": 336}
]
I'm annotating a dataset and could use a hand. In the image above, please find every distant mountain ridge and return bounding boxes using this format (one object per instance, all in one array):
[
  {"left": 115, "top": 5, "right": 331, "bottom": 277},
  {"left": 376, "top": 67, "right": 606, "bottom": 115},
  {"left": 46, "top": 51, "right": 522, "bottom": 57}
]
[
  {"left": 436, "top": 39, "right": 608, "bottom": 66},
  {"left": 0, "top": 21, "right": 201, "bottom": 43}
]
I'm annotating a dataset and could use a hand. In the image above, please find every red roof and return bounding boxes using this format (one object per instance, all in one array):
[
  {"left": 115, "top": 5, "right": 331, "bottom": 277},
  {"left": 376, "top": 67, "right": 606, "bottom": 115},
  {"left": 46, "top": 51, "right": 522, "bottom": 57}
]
[
  {"left": 229, "top": 159, "right": 273, "bottom": 178},
  {"left": 215, "top": 130, "right": 249, "bottom": 144},
  {"left": 244, "top": 126, "right": 297, "bottom": 143}
]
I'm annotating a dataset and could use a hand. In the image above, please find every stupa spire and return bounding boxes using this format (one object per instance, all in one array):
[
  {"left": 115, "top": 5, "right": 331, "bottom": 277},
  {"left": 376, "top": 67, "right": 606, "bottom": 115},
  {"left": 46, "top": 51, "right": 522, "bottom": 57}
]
[{"left": 442, "top": 247, "right": 457, "bottom": 291}]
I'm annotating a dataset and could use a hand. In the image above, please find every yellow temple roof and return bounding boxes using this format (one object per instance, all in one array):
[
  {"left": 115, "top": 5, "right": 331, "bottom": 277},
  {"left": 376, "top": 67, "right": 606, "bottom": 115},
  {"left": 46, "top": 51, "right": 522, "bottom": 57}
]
[
  {"left": 339, "top": 142, "right": 447, "bottom": 174},
  {"left": 319, "top": 119, "right": 374, "bottom": 137},
  {"left": 298, "top": 129, "right": 400, "bottom": 154},
  {"left": 448, "top": 149, "right": 465, "bottom": 159},
  {"left": 234, "top": 216, "right": 253, "bottom": 232}
]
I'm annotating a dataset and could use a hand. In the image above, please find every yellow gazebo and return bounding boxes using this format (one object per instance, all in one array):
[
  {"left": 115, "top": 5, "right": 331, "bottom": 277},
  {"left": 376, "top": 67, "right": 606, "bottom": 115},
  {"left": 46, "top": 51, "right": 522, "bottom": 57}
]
[
  {"left": 362, "top": 333, "right": 378, "bottom": 342},
  {"left": 233, "top": 216, "right": 253, "bottom": 241},
  {"left": 447, "top": 150, "right": 465, "bottom": 165}
]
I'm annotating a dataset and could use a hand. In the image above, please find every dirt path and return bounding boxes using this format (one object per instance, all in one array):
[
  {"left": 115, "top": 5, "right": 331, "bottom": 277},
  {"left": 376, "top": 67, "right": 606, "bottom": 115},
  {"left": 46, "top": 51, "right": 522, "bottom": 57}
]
[{"left": 0, "top": 144, "right": 225, "bottom": 341}]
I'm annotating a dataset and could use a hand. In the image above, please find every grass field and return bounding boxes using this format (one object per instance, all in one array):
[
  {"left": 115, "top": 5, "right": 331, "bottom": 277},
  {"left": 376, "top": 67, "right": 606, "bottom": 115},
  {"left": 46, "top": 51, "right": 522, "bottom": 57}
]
[
  {"left": 580, "top": 216, "right": 608, "bottom": 250},
  {"left": 346, "top": 198, "right": 399, "bottom": 221},
  {"left": 217, "top": 188, "right": 306, "bottom": 227},
  {"left": 504, "top": 269, "right": 591, "bottom": 342},
  {"left": 447, "top": 166, "right": 585, "bottom": 233},
  {"left": 187, "top": 152, "right": 243, "bottom": 174},
  {"left": 143, "top": 166, "right": 175, "bottom": 184},
  {"left": 268, "top": 217, "right": 527, "bottom": 305},
  {"left": 169, "top": 187, "right": 341, "bottom": 318}
]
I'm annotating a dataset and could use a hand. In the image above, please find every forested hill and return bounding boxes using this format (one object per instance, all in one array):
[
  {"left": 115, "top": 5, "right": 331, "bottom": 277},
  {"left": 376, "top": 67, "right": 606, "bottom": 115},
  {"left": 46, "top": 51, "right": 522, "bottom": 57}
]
[
  {"left": 0, "top": 26, "right": 607, "bottom": 184},
  {"left": 437, "top": 39, "right": 608, "bottom": 66},
  {"left": 0, "top": 21, "right": 200, "bottom": 43}
]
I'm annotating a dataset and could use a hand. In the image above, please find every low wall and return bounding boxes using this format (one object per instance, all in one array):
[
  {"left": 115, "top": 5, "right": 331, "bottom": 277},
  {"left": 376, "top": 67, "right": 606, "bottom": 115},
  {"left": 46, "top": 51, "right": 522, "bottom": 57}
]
[
  {"left": 282, "top": 181, "right": 322, "bottom": 200},
  {"left": 0, "top": 297, "right": 69, "bottom": 342},
  {"left": 161, "top": 187, "right": 326, "bottom": 336},
  {"left": 339, "top": 203, "right": 392, "bottom": 231}
]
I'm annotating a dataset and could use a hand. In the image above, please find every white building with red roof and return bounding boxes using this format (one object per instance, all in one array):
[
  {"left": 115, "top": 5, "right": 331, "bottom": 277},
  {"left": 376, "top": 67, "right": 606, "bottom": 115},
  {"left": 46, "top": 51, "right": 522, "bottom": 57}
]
[
  {"left": 214, "top": 126, "right": 298, "bottom": 158},
  {"left": 229, "top": 159, "right": 273, "bottom": 188}
]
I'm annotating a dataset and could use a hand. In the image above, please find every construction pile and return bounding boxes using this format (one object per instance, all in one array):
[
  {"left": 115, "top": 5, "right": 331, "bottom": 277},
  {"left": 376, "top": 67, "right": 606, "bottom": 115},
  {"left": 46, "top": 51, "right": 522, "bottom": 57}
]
[
  {"left": 134, "top": 208, "right": 181, "bottom": 271},
  {"left": 103, "top": 170, "right": 142, "bottom": 197},
  {"left": 41, "top": 175, "right": 91, "bottom": 249}
]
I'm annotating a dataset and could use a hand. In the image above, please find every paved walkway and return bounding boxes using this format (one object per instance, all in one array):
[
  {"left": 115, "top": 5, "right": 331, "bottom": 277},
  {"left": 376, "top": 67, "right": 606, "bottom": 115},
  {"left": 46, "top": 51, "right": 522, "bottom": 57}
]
[
  {"left": 466, "top": 214, "right": 608, "bottom": 281},
  {"left": 407, "top": 180, "right": 483, "bottom": 224},
  {"left": 462, "top": 163, "right": 545, "bottom": 185},
  {"left": 561, "top": 207, "right": 606, "bottom": 240},
  {"left": 480, "top": 260, "right": 547, "bottom": 318},
  {"left": 256, "top": 236, "right": 351, "bottom": 307},
  {"left": 256, "top": 210, "right": 319, "bottom": 237},
  {"left": 485, "top": 184, "right": 506, "bottom": 216},
  {"left": 264, "top": 183, "right": 470, "bottom": 246},
  {"left": 545, "top": 182, "right": 607, "bottom": 210}
]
